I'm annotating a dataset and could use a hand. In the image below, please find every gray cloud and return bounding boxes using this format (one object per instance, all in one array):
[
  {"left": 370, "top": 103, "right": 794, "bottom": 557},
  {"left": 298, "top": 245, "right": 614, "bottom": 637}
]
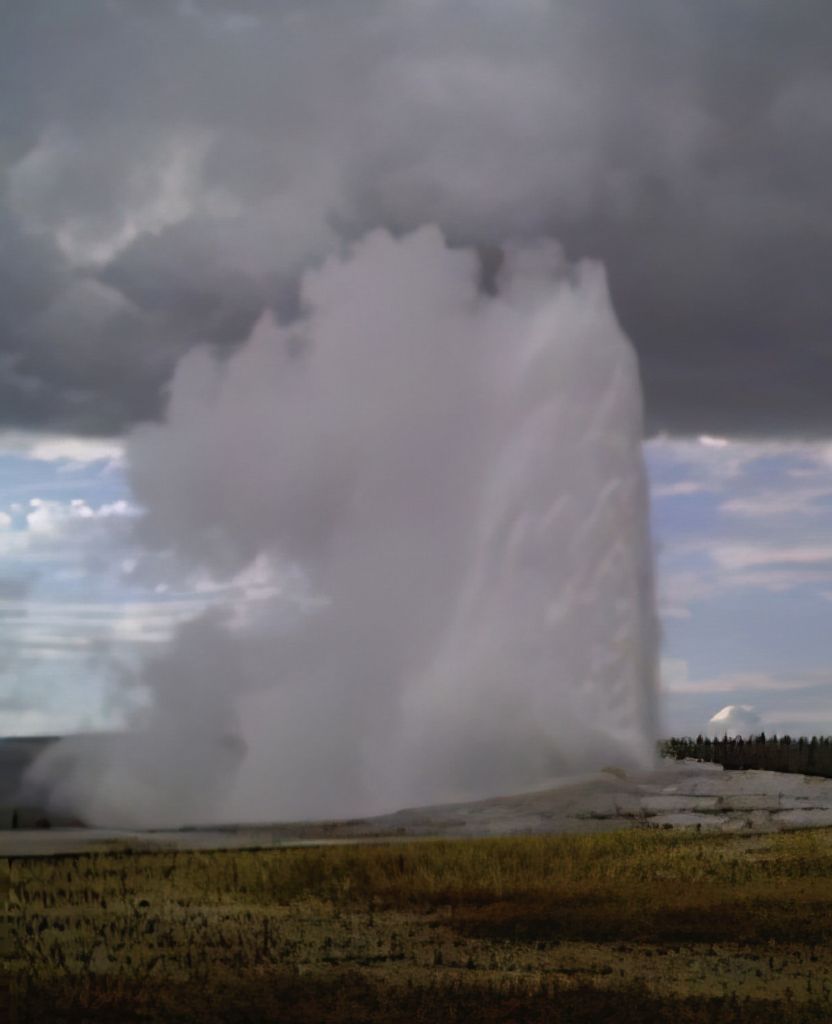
[
  {"left": 1, "top": 1, "right": 831, "bottom": 435},
  {"left": 0, "top": 578, "right": 32, "bottom": 602}
]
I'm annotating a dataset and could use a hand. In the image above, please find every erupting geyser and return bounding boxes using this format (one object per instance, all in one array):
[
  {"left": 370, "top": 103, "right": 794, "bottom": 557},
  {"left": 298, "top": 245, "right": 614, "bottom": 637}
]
[{"left": 28, "top": 227, "right": 658, "bottom": 826}]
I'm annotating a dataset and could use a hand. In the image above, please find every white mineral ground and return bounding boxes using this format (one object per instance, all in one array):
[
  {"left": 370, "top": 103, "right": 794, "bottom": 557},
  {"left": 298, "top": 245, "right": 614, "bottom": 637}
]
[{"left": 7, "top": 760, "right": 832, "bottom": 857}]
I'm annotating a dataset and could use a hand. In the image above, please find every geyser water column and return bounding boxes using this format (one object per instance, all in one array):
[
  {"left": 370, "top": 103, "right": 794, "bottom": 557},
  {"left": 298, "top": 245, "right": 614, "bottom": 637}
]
[
  {"left": 402, "top": 241, "right": 658, "bottom": 801},
  {"left": 29, "top": 227, "right": 657, "bottom": 826}
]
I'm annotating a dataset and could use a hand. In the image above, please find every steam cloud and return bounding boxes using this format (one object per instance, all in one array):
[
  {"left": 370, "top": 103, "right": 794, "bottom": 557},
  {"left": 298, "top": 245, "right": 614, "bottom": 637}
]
[{"left": 29, "top": 227, "right": 657, "bottom": 826}]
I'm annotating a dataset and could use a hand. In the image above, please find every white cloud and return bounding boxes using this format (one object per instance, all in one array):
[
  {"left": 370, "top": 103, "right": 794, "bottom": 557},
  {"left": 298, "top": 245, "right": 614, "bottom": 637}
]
[
  {"left": 0, "top": 430, "right": 125, "bottom": 466},
  {"left": 719, "top": 485, "right": 832, "bottom": 519},
  {"left": 646, "top": 434, "right": 832, "bottom": 491},
  {"left": 729, "top": 568, "right": 832, "bottom": 592},
  {"left": 656, "top": 542, "right": 832, "bottom": 611},
  {"left": 0, "top": 498, "right": 142, "bottom": 584},
  {"left": 651, "top": 480, "right": 709, "bottom": 499},
  {"left": 710, "top": 543, "right": 832, "bottom": 572},
  {"left": 0, "top": 709, "right": 106, "bottom": 738},
  {"left": 648, "top": 433, "right": 832, "bottom": 616},
  {"left": 24, "top": 497, "right": 137, "bottom": 537},
  {"left": 661, "top": 659, "right": 829, "bottom": 696}
]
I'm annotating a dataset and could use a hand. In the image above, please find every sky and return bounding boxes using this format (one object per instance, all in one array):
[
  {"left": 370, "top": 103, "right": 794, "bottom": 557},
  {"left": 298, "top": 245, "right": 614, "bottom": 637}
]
[
  {"left": 4, "top": 431, "right": 832, "bottom": 743},
  {"left": 2, "top": 2, "right": 832, "bottom": 756}
]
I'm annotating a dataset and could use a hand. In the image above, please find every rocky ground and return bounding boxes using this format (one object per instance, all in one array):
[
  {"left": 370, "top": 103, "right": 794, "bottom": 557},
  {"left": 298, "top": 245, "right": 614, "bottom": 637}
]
[{"left": 6, "top": 759, "right": 832, "bottom": 857}]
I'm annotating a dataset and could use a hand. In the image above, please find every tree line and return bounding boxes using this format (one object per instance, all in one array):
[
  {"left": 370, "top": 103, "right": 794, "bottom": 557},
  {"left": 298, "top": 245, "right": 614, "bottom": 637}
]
[{"left": 660, "top": 735, "right": 832, "bottom": 778}]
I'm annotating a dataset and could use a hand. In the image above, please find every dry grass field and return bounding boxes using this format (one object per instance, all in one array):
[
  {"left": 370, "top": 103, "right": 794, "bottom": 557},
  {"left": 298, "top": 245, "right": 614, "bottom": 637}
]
[{"left": 6, "top": 828, "right": 832, "bottom": 1022}]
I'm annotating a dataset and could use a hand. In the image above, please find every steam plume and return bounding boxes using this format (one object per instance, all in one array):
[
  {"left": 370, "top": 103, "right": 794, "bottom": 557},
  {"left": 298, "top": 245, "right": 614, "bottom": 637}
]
[{"left": 29, "top": 227, "right": 657, "bottom": 825}]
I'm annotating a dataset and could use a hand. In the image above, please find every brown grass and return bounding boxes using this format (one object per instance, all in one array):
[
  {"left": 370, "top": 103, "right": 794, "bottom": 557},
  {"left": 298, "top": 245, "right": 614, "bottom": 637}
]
[{"left": 7, "top": 828, "right": 832, "bottom": 1021}]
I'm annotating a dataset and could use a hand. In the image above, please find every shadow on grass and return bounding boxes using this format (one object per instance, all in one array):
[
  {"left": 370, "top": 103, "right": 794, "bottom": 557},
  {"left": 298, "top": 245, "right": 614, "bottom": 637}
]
[
  {"left": 13, "top": 971, "right": 832, "bottom": 1024},
  {"left": 450, "top": 885, "right": 832, "bottom": 945}
]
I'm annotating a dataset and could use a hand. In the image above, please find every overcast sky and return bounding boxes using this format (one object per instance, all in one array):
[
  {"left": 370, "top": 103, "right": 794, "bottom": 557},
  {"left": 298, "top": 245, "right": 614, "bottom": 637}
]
[{"left": 2, "top": 1, "right": 832, "bottom": 747}]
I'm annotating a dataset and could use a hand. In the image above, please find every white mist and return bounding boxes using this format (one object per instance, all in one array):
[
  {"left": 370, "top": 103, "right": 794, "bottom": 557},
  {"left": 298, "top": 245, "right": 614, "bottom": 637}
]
[{"left": 29, "top": 228, "right": 657, "bottom": 826}]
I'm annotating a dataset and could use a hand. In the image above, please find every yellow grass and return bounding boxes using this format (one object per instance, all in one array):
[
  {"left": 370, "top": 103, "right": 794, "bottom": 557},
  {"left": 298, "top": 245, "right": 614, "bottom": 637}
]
[{"left": 7, "top": 828, "right": 832, "bottom": 1021}]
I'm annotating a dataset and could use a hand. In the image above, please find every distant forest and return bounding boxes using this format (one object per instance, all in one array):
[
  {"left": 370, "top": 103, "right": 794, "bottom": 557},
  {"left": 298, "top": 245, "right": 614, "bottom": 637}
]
[{"left": 661, "top": 735, "right": 832, "bottom": 778}]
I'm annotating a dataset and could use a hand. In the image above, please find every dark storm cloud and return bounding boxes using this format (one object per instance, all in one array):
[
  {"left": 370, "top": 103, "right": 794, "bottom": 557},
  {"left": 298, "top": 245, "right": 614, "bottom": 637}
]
[{"left": 2, "top": 0, "right": 831, "bottom": 436}]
